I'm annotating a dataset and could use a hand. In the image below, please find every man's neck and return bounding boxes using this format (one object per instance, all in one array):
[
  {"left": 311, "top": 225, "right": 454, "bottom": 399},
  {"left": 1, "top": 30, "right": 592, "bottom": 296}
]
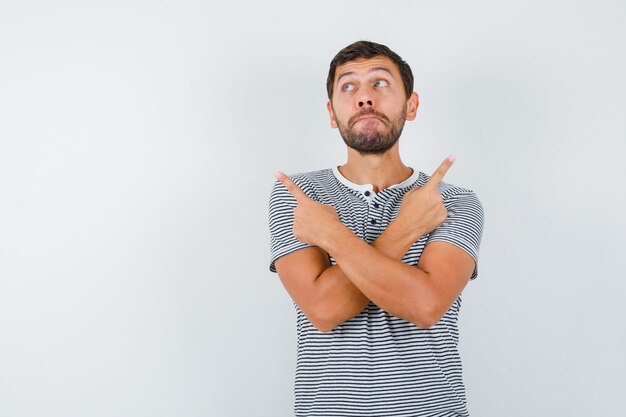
[{"left": 338, "top": 146, "right": 413, "bottom": 193}]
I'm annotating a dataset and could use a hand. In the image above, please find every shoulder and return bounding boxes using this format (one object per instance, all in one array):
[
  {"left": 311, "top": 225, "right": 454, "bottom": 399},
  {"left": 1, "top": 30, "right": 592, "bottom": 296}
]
[
  {"left": 269, "top": 168, "right": 335, "bottom": 201},
  {"left": 287, "top": 168, "right": 335, "bottom": 190},
  {"left": 421, "top": 173, "right": 485, "bottom": 276},
  {"left": 414, "top": 172, "right": 484, "bottom": 222},
  {"left": 416, "top": 171, "right": 481, "bottom": 201}
]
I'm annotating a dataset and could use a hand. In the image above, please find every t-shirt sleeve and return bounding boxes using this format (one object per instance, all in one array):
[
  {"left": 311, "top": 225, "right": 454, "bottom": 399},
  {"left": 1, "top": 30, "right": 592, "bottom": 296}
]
[
  {"left": 425, "top": 188, "right": 485, "bottom": 280},
  {"left": 268, "top": 179, "right": 315, "bottom": 273}
]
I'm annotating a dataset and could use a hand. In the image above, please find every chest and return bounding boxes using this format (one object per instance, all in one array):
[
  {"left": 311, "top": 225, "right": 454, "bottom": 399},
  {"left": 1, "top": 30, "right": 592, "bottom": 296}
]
[{"left": 319, "top": 186, "right": 429, "bottom": 267}]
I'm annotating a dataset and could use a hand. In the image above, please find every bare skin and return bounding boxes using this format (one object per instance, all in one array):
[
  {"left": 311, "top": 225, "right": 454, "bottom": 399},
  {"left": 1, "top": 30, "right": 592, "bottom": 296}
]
[{"left": 273, "top": 56, "right": 475, "bottom": 332}]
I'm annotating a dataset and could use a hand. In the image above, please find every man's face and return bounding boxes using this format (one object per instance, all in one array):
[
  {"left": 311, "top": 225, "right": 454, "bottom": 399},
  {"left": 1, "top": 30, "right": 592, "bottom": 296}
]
[{"left": 327, "top": 56, "right": 418, "bottom": 155}]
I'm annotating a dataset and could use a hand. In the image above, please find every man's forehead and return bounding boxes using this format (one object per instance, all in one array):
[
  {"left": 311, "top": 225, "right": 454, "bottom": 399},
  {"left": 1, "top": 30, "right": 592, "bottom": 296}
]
[{"left": 335, "top": 56, "right": 400, "bottom": 81}]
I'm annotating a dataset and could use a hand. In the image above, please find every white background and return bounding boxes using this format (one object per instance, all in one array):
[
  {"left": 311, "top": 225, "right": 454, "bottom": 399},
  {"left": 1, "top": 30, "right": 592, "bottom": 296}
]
[{"left": 1, "top": 1, "right": 625, "bottom": 416}]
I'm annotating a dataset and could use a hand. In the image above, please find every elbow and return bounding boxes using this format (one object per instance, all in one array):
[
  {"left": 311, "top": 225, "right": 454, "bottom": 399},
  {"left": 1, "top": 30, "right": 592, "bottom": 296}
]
[
  {"left": 312, "top": 321, "right": 336, "bottom": 333},
  {"left": 410, "top": 305, "right": 446, "bottom": 329},
  {"left": 410, "top": 316, "right": 437, "bottom": 329},
  {"left": 308, "top": 310, "right": 339, "bottom": 333},
  {"left": 413, "top": 317, "right": 439, "bottom": 330}
]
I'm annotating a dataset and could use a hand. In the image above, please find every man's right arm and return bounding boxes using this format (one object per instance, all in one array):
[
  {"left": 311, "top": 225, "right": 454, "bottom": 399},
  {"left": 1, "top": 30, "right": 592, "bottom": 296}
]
[
  {"left": 275, "top": 224, "right": 418, "bottom": 332},
  {"left": 272, "top": 157, "right": 457, "bottom": 332}
]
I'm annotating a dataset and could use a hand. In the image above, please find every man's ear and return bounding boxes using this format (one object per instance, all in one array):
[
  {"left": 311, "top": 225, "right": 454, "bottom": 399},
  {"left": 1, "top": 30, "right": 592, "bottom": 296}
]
[
  {"left": 405, "top": 92, "right": 419, "bottom": 121},
  {"left": 327, "top": 101, "right": 338, "bottom": 128}
]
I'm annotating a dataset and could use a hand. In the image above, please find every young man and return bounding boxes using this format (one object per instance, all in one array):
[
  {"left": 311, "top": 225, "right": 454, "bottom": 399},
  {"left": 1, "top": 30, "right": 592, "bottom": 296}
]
[{"left": 268, "top": 41, "right": 484, "bottom": 417}]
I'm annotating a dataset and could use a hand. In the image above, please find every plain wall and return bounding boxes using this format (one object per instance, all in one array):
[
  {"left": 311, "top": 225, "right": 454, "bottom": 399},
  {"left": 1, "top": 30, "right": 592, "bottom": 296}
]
[{"left": 1, "top": 1, "right": 624, "bottom": 416}]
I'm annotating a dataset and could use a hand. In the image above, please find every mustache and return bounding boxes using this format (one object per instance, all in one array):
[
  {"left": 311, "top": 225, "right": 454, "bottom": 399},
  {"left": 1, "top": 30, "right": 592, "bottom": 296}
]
[{"left": 348, "top": 109, "right": 390, "bottom": 127}]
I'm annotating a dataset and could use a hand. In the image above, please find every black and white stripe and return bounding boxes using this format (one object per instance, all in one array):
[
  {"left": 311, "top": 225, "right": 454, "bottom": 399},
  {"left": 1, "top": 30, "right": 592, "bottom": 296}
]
[{"left": 269, "top": 167, "right": 484, "bottom": 417}]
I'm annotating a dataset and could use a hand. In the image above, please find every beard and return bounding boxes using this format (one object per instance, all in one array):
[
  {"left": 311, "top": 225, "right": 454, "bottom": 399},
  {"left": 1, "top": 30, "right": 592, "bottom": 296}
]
[{"left": 335, "top": 105, "right": 407, "bottom": 155}]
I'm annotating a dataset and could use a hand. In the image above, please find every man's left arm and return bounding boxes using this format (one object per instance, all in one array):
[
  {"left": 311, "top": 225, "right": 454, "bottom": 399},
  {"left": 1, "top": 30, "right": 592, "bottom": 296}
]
[
  {"left": 275, "top": 159, "right": 483, "bottom": 329},
  {"left": 322, "top": 181, "right": 483, "bottom": 328},
  {"left": 318, "top": 226, "right": 476, "bottom": 328}
]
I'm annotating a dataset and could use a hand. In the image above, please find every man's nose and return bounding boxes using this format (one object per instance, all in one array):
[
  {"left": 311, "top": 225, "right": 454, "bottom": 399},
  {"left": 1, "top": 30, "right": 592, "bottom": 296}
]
[{"left": 357, "top": 88, "right": 374, "bottom": 108}]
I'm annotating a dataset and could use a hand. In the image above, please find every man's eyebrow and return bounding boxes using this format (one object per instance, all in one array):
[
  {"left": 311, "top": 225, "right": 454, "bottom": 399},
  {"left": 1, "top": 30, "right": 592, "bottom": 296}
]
[{"left": 336, "top": 67, "right": 394, "bottom": 84}]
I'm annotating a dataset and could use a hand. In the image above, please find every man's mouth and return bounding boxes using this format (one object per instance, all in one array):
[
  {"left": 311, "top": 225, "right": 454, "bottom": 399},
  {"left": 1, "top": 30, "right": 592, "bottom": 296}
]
[
  {"left": 350, "top": 112, "right": 388, "bottom": 127},
  {"left": 356, "top": 116, "right": 380, "bottom": 122}
]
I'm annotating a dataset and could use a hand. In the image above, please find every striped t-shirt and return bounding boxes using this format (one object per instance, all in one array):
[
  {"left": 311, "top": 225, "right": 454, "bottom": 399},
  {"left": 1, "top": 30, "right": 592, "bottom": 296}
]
[{"left": 268, "top": 166, "right": 484, "bottom": 417}]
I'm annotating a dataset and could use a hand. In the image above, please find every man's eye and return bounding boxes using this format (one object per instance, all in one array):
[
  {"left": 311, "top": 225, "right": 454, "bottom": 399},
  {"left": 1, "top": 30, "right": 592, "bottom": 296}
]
[
  {"left": 342, "top": 84, "right": 354, "bottom": 92},
  {"left": 374, "top": 80, "right": 389, "bottom": 87}
]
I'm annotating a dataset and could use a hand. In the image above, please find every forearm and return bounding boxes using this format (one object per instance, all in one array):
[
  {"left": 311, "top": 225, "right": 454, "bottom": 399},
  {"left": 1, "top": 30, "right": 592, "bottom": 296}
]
[
  {"left": 274, "top": 157, "right": 467, "bottom": 330},
  {"left": 309, "top": 264, "right": 368, "bottom": 331},
  {"left": 319, "top": 224, "right": 439, "bottom": 328},
  {"left": 312, "top": 223, "right": 422, "bottom": 331}
]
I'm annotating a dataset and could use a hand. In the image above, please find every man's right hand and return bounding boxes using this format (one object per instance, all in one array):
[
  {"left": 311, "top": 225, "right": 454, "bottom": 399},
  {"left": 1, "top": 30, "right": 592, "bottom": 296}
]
[{"left": 391, "top": 155, "right": 455, "bottom": 241}]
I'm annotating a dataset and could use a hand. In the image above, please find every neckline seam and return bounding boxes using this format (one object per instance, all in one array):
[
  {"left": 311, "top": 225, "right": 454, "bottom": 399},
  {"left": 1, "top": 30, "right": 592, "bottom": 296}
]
[{"left": 331, "top": 166, "right": 420, "bottom": 192}]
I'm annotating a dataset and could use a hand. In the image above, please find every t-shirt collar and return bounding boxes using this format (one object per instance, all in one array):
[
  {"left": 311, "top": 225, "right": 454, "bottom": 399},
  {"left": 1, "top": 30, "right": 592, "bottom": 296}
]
[{"left": 331, "top": 166, "right": 420, "bottom": 193}]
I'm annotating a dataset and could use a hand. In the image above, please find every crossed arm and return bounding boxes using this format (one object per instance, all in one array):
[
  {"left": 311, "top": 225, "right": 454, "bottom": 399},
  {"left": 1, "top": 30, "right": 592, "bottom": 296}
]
[{"left": 274, "top": 158, "right": 476, "bottom": 332}]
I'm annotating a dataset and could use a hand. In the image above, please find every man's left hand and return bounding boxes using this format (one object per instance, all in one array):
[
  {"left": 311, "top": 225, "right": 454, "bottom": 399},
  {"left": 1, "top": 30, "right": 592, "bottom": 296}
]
[{"left": 275, "top": 171, "right": 343, "bottom": 248}]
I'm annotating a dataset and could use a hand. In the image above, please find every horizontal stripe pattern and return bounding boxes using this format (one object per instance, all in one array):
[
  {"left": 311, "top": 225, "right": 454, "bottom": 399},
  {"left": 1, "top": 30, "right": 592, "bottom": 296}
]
[{"left": 268, "top": 168, "right": 484, "bottom": 417}]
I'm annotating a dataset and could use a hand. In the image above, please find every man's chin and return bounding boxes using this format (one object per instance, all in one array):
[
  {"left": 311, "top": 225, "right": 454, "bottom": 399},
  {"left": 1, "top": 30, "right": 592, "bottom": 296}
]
[
  {"left": 353, "top": 146, "right": 393, "bottom": 156},
  {"left": 344, "top": 136, "right": 398, "bottom": 155},
  {"left": 351, "top": 125, "right": 387, "bottom": 138}
]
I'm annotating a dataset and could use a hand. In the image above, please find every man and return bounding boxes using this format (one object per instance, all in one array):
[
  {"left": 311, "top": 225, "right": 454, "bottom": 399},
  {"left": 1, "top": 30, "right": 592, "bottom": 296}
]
[{"left": 268, "top": 41, "right": 484, "bottom": 417}]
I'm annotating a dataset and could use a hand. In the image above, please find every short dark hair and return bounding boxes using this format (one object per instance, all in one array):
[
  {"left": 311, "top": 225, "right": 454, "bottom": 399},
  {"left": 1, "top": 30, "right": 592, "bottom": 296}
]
[{"left": 326, "top": 40, "right": 414, "bottom": 100}]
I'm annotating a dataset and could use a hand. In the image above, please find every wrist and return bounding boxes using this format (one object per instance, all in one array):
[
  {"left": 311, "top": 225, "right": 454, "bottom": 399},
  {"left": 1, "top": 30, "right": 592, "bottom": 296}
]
[
  {"left": 383, "top": 217, "right": 423, "bottom": 245},
  {"left": 318, "top": 221, "right": 355, "bottom": 255}
]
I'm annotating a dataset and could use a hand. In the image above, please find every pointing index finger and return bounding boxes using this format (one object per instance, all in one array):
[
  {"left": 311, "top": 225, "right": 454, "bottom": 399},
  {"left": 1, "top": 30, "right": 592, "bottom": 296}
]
[
  {"left": 274, "top": 171, "right": 308, "bottom": 201},
  {"left": 425, "top": 155, "right": 455, "bottom": 188}
]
